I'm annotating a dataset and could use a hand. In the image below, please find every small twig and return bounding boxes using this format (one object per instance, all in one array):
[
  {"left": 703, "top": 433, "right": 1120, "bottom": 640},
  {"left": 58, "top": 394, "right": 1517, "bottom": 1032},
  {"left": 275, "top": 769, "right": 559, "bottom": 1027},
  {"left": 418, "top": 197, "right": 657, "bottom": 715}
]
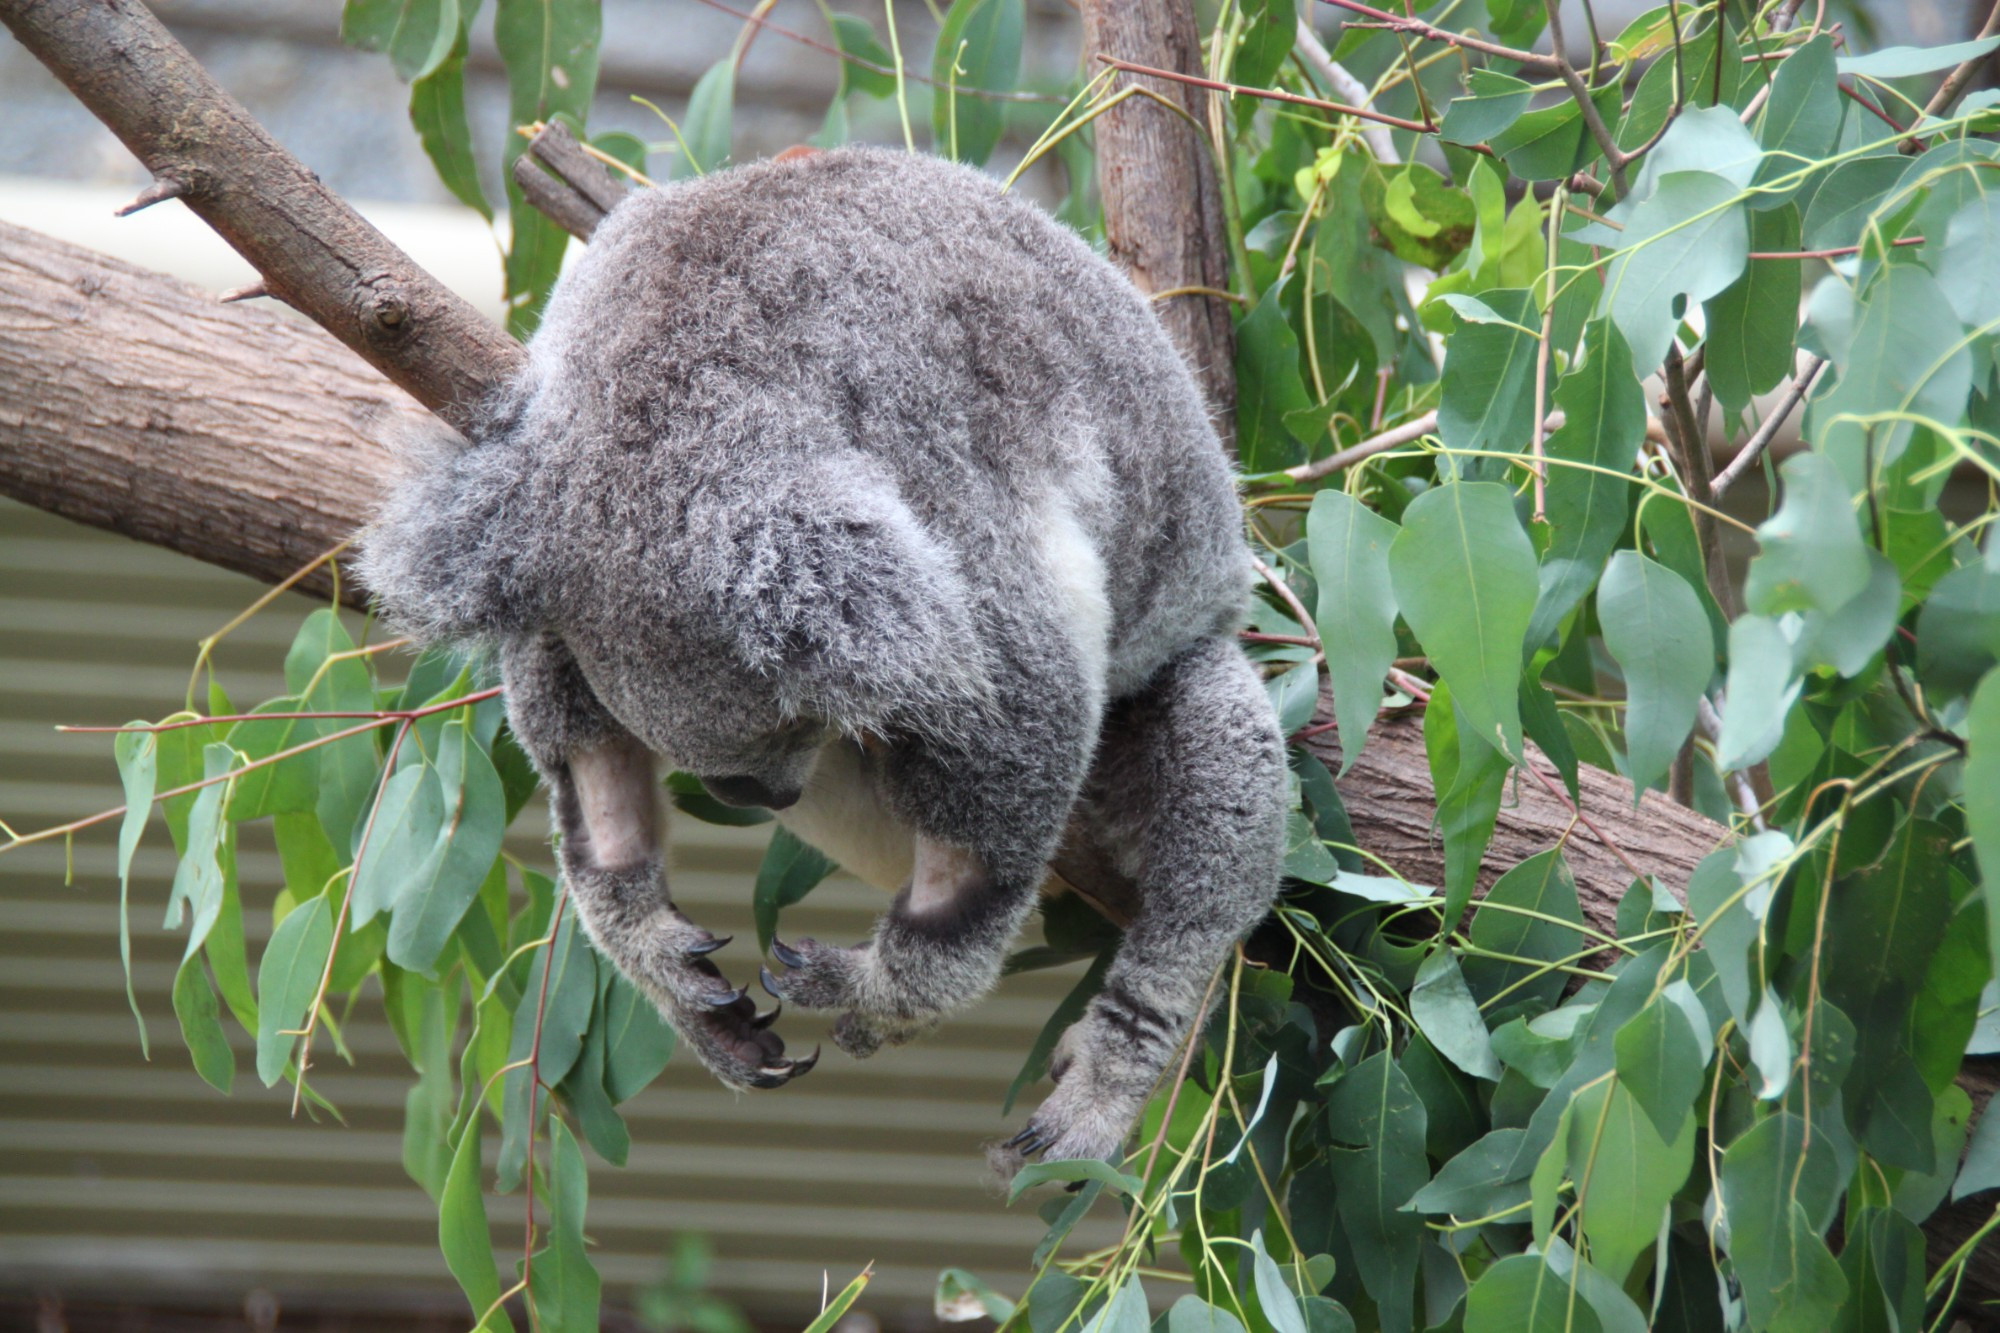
[
  {"left": 1531, "top": 183, "right": 1563, "bottom": 521},
  {"left": 1317, "top": 0, "right": 1561, "bottom": 73},
  {"left": 114, "top": 175, "right": 186, "bottom": 217},
  {"left": 1750, "top": 235, "right": 1923, "bottom": 260},
  {"left": 1544, "top": 0, "right": 1629, "bottom": 197},
  {"left": 1711, "top": 357, "right": 1825, "bottom": 498},
  {"left": 1661, "top": 345, "right": 1734, "bottom": 618},
  {"left": 1295, "top": 15, "right": 1400, "bottom": 162},
  {"left": 1919, "top": 0, "right": 2000, "bottom": 128},
  {"left": 1522, "top": 759, "right": 1649, "bottom": 883},
  {"left": 1095, "top": 54, "right": 1435, "bottom": 133},
  {"left": 218, "top": 279, "right": 270, "bottom": 304},
  {"left": 1840, "top": 79, "right": 1909, "bottom": 134},
  {"left": 1250, "top": 555, "right": 1322, "bottom": 650},
  {"left": 1285, "top": 411, "right": 1437, "bottom": 482}
]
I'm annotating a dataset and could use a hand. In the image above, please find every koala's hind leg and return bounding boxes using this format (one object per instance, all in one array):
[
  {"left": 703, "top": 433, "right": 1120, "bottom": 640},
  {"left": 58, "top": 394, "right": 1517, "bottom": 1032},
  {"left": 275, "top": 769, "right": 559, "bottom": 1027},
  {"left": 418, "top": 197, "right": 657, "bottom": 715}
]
[
  {"left": 990, "top": 636, "right": 1287, "bottom": 1176},
  {"left": 502, "top": 635, "right": 816, "bottom": 1091}
]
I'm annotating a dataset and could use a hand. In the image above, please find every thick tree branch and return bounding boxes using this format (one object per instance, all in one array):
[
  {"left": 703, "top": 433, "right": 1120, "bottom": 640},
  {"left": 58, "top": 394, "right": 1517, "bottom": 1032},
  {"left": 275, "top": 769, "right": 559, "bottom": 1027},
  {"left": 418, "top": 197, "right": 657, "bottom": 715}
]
[{"left": 0, "top": 0, "right": 522, "bottom": 430}]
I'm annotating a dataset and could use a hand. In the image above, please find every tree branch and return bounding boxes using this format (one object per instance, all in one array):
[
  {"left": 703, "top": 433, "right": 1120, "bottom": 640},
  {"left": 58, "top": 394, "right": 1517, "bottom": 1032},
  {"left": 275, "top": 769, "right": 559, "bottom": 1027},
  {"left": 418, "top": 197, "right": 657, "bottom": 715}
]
[{"left": 0, "top": 0, "right": 523, "bottom": 430}]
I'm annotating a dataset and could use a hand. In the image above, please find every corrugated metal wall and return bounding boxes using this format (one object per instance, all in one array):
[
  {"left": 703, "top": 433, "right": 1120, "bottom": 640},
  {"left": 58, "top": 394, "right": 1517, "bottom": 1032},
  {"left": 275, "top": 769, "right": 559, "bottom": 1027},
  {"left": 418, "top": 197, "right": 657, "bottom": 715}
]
[{"left": 0, "top": 497, "right": 1112, "bottom": 1327}]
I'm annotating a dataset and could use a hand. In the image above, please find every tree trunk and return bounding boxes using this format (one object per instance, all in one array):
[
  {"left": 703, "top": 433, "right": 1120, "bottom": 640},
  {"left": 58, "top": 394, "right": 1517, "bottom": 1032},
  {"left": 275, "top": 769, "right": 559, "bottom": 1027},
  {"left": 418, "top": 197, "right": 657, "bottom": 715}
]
[{"left": 1079, "top": 0, "right": 1238, "bottom": 446}]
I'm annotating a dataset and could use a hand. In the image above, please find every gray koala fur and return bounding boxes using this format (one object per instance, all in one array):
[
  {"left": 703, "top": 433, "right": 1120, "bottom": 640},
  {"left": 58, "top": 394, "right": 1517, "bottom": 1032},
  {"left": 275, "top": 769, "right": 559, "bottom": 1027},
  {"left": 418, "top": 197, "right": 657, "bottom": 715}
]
[{"left": 359, "top": 146, "right": 1287, "bottom": 1174}]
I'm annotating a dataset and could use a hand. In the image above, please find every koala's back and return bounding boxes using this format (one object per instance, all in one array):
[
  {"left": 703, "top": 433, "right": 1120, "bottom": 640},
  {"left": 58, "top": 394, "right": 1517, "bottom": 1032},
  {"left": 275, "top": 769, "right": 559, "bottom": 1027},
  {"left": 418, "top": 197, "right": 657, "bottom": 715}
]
[{"left": 514, "top": 148, "right": 1249, "bottom": 694}]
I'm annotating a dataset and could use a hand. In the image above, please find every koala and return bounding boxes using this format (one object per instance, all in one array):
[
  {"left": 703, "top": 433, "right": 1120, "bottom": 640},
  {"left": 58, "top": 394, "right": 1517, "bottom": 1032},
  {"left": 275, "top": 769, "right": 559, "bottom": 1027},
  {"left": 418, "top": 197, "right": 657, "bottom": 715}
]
[{"left": 358, "top": 146, "right": 1287, "bottom": 1174}]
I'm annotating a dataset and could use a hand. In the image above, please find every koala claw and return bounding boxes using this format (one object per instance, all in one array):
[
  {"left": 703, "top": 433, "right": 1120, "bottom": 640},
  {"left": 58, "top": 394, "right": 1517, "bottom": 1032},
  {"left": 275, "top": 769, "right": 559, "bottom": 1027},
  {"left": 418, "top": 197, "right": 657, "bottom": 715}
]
[
  {"left": 751, "top": 1001, "right": 783, "bottom": 1029},
  {"left": 769, "top": 937, "right": 807, "bottom": 969},
  {"left": 760, "top": 936, "right": 861, "bottom": 1011},
  {"left": 686, "top": 934, "right": 731, "bottom": 957},
  {"left": 743, "top": 1044, "right": 821, "bottom": 1090},
  {"left": 704, "top": 983, "right": 751, "bottom": 1007}
]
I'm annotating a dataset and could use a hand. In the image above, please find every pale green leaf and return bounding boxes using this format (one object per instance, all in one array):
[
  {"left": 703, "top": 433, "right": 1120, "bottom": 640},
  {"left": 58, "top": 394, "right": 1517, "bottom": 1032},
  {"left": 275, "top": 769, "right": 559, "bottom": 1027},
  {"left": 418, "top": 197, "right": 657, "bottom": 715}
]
[{"left": 1597, "top": 552, "right": 1715, "bottom": 799}]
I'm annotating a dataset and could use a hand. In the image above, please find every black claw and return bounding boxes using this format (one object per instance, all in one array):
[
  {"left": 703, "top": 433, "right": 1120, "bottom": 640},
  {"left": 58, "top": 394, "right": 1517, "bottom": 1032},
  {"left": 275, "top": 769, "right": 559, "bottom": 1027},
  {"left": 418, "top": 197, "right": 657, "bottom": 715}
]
[
  {"left": 705, "top": 984, "right": 749, "bottom": 1007},
  {"left": 751, "top": 1001, "right": 784, "bottom": 1030},
  {"left": 770, "top": 937, "right": 806, "bottom": 969},
  {"left": 1005, "top": 1126, "right": 1045, "bottom": 1153},
  {"left": 758, "top": 965, "right": 786, "bottom": 999},
  {"left": 789, "top": 1044, "right": 822, "bottom": 1077},
  {"left": 686, "top": 934, "right": 732, "bottom": 957}
]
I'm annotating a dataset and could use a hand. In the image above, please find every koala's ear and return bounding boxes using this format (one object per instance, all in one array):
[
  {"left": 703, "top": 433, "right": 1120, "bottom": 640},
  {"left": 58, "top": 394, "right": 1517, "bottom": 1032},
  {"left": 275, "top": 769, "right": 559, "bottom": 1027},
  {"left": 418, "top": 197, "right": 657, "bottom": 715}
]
[
  {"left": 354, "top": 416, "right": 545, "bottom": 644},
  {"left": 698, "top": 461, "right": 988, "bottom": 731}
]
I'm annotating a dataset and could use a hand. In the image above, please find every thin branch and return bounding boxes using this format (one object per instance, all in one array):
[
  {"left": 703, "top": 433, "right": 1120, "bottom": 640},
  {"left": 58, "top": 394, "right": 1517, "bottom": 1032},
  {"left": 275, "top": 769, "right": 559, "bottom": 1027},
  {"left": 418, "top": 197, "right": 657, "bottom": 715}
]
[
  {"left": 1544, "top": 0, "right": 1629, "bottom": 196},
  {"left": 1660, "top": 345, "right": 1735, "bottom": 618},
  {"left": 1317, "top": 0, "right": 1562, "bottom": 74},
  {"left": 1711, "top": 357, "right": 1826, "bottom": 498},
  {"left": 1295, "top": 15, "right": 1400, "bottom": 162},
  {"left": 1921, "top": 0, "right": 2000, "bottom": 126},
  {"left": 1095, "top": 55, "right": 1435, "bottom": 133},
  {"left": 686, "top": 0, "right": 1062, "bottom": 102},
  {"left": 1285, "top": 411, "right": 1439, "bottom": 482}
]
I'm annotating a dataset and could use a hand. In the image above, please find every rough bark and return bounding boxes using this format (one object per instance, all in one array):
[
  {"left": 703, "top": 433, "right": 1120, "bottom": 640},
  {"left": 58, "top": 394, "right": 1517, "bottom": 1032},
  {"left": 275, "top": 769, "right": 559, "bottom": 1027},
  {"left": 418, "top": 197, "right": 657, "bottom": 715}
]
[
  {"left": 0, "top": 221, "right": 409, "bottom": 606},
  {"left": 0, "top": 0, "right": 522, "bottom": 431},
  {"left": 1080, "top": 0, "right": 1238, "bottom": 446}
]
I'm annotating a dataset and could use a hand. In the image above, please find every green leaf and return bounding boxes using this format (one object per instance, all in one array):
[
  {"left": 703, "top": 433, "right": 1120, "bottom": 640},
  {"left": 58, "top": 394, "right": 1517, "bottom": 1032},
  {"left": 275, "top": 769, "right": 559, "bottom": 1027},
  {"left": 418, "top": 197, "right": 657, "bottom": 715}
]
[
  {"left": 1801, "top": 155, "right": 1909, "bottom": 253},
  {"left": 1232, "top": 0, "right": 1295, "bottom": 94},
  {"left": 350, "top": 760, "right": 445, "bottom": 929},
  {"left": 171, "top": 957, "right": 235, "bottom": 1094},
  {"left": 1751, "top": 36, "right": 1840, "bottom": 198},
  {"left": 1810, "top": 263, "right": 1974, "bottom": 491},
  {"left": 387, "top": 719, "right": 508, "bottom": 974},
  {"left": 828, "top": 13, "right": 895, "bottom": 98},
  {"left": 1704, "top": 205, "right": 1802, "bottom": 419},
  {"left": 1364, "top": 163, "right": 1475, "bottom": 269},
  {"left": 1324, "top": 1051, "right": 1428, "bottom": 1333},
  {"left": 1249, "top": 1230, "right": 1307, "bottom": 1333},
  {"left": 1463, "top": 848, "right": 1585, "bottom": 1012},
  {"left": 493, "top": 0, "right": 598, "bottom": 333},
  {"left": 1464, "top": 1254, "right": 1601, "bottom": 1333},
  {"left": 1934, "top": 191, "right": 2000, "bottom": 328},
  {"left": 1614, "top": 995, "right": 1710, "bottom": 1144},
  {"left": 752, "top": 826, "right": 837, "bottom": 954},
  {"left": 1836, "top": 1206, "right": 1926, "bottom": 1333},
  {"left": 499, "top": 906, "right": 597, "bottom": 1190},
  {"left": 1628, "top": 105, "right": 1765, "bottom": 200},
  {"left": 1715, "top": 615, "right": 1802, "bottom": 771},
  {"left": 1435, "top": 287, "right": 1541, "bottom": 467},
  {"left": 1009, "top": 1157, "right": 1144, "bottom": 1202},
  {"left": 1746, "top": 452, "right": 1870, "bottom": 616},
  {"left": 1532, "top": 319, "right": 1644, "bottom": 647},
  {"left": 1266, "top": 662, "right": 1321, "bottom": 737},
  {"left": 1410, "top": 947, "right": 1500, "bottom": 1081},
  {"left": 1918, "top": 550, "right": 2000, "bottom": 701},
  {"left": 1404, "top": 1128, "right": 1530, "bottom": 1217},
  {"left": 1837, "top": 35, "right": 2000, "bottom": 78},
  {"left": 1599, "top": 171, "right": 1749, "bottom": 378},
  {"left": 1236, "top": 283, "right": 1318, "bottom": 472},
  {"left": 410, "top": 11, "right": 492, "bottom": 221},
  {"left": 1166, "top": 1296, "right": 1247, "bottom": 1333},
  {"left": 1970, "top": 670, "right": 2000, "bottom": 976},
  {"left": 284, "top": 610, "right": 380, "bottom": 853},
  {"left": 113, "top": 727, "right": 156, "bottom": 1055},
  {"left": 402, "top": 973, "right": 458, "bottom": 1197},
  {"left": 600, "top": 970, "right": 676, "bottom": 1103},
  {"left": 1956, "top": 1094, "right": 2000, "bottom": 1202},
  {"left": 801, "top": 1270, "right": 871, "bottom": 1333},
  {"left": 1719, "top": 1111, "right": 1847, "bottom": 1333},
  {"left": 529, "top": 1118, "right": 602, "bottom": 1333},
  {"left": 164, "top": 742, "right": 234, "bottom": 952},
  {"left": 1597, "top": 552, "right": 1714, "bottom": 798},
  {"left": 255, "top": 894, "right": 334, "bottom": 1086},
  {"left": 439, "top": 1106, "right": 508, "bottom": 1330},
  {"left": 1425, "top": 682, "right": 1509, "bottom": 922},
  {"left": 1391, "top": 482, "right": 1538, "bottom": 763},
  {"left": 225, "top": 696, "right": 321, "bottom": 820},
  {"left": 1438, "top": 69, "right": 1534, "bottom": 145},
  {"left": 674, "top": 59, "right": 736, "bottom": 178},
  {"left": 929, "top": 0, "right": 1022, "bottom": 166},
  {"left": 1568, "top": 1079, "right": 1694, "bottom": 1284}
]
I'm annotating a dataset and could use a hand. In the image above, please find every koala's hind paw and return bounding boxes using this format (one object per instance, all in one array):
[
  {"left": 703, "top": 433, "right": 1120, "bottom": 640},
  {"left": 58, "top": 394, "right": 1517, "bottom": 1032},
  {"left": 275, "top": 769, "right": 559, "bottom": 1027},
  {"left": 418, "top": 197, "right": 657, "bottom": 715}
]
[{"left": 988, "top": 1079, "right": 1143, "bottom": 1188}]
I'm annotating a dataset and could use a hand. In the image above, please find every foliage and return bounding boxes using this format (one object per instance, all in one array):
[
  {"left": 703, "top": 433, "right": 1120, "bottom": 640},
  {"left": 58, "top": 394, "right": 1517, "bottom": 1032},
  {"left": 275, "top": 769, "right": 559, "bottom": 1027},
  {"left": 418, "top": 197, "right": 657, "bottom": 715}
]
[{"left": 11, "top": 2, "right": 2000, "bottom": 1331}]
